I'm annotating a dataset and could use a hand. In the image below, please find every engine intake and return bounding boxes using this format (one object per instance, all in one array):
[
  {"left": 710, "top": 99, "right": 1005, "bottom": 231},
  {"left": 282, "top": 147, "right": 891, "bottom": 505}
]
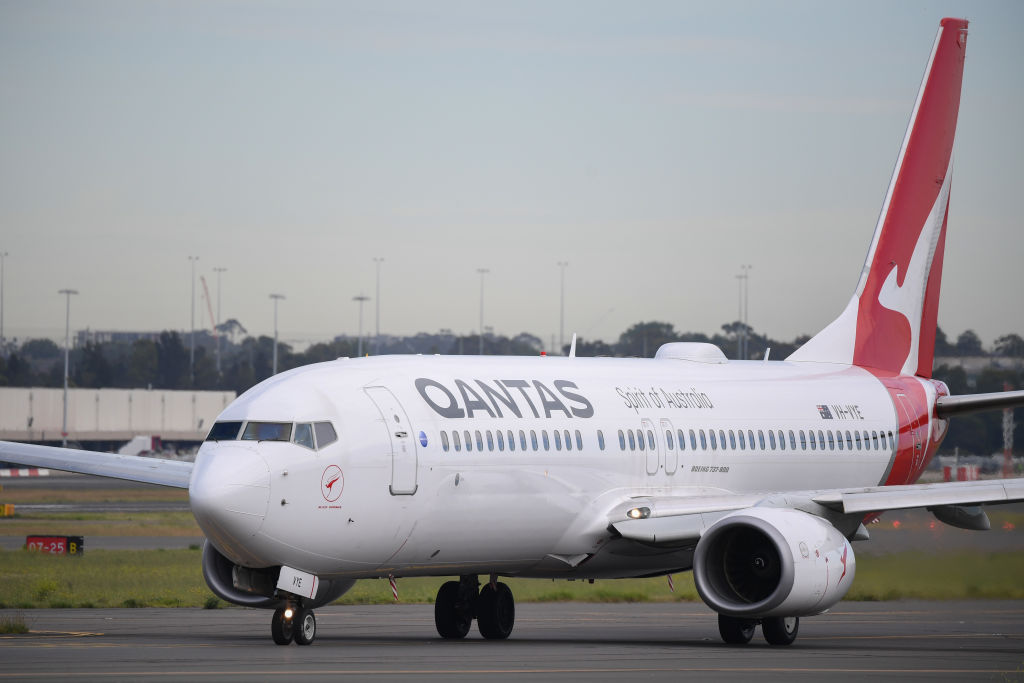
[
  {"left": 202, "top": 542, "right": 356, "bottom": 609},
  {"left": 693, "top": 507, "right": 855, "bottom": 618}
]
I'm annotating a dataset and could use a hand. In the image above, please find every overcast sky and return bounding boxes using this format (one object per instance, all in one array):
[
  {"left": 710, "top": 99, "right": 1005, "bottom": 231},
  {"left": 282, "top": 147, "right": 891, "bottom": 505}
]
[{"left": 1, "top": 1, "right": 1021, "bottom": 351}]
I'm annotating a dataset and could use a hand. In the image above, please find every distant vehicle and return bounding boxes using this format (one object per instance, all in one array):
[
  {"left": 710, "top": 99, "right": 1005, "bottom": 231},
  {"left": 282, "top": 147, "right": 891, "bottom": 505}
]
[
  {"left": 2, "top": 17, "right": 1022, "bottom": 648},
  {"left": 117, "top": 436, "right": 162, "bottom": 457}
]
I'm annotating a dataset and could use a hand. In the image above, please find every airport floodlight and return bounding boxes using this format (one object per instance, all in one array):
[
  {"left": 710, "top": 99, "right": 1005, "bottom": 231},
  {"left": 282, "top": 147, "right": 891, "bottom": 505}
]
[
  {"left": 557, "top": 262, "right": 568, "bottom": 354},
  {"left": 58, "top": 288, "right": 79, "bottom": 447},
  {"left": 353, "top": 294, "right": 370, "bottom": 357},
  {"left": 477, "top": 268, "right": 489, "bottom": 355},
  {"left": 270, "top": 294, "right": 285, "bottom": 375}
]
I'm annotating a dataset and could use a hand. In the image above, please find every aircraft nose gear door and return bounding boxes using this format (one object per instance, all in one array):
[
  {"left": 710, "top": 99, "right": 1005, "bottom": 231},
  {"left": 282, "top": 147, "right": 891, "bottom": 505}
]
[{"left": 365, "top": 386, "right": 418, "bottom": 495}]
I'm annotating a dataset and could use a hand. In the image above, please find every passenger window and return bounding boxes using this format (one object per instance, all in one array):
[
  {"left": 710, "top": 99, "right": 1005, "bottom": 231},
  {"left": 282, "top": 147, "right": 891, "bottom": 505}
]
[
  {"left": 738, "top": 430, "right": 746, "bottom": 449},
  {"left": 531, "top": 430, "right": 538, "bottom": 450},
  {"left": 242, "top": 421, "right": 292, "bottom": 442},
  {"left": 835, "top": 431, "right": 843, "bottom": 450},
  {"left": 769, "top": 431, "right": 776, "bottom": 450},
  {"left": 690, "top": 430, "right": 698, "bottom": 450},
  {"left": 818, "top": 430, "right": 825, "bottom": 450},
  {"left": 863, "top": 431, "right": 870, "bottom": 449},
  {"left": 453, "top": 430, "right": 462, "bottom": 452},
  {"left": 507, "top": 430, "right": 515, "bottom": 452},
  {"left": 475, "top": 430, "right": 484, "bottom": 451},
  {"left": 618, "top": 430, "right": 626, "bottom": 450},
  {"left": 496, "top": 430, "right": 504, "bottom": 451},
  {"left": 637, "top": 429, "right": 645, "bottom": 451},
  {"left": 808, "top": 430, "right": 816, "bottom": 450},
  {"left": 486, "top": 431, "right": 494, "bottom": 451},
  {"left": 747, "top": 430, "right": 755, "bottom": 450},
  {"left": 553, "top": 430, "right": 562, "bottom": 451},
  {"left": 709, "top": 430, "right": 717, "bottom": 450},
  {"left": 845, "top": 431, "right": 853, "bottom": 450},
  {"left": 293, "top": 423, "right": 315, "bottom": 450},
  {"left": 778, "top": 430, "right": 786, "bottom": 451},
  {"left": 647, "top": 430, "right": 655, "bottom": 450},
  {"left": 758, "top": 430, "right": 765, "bottom": 450},
  {"left": 678, "top": 429, "right": 686, "bottom": 451},
  {"left": 799, "top": 430, "right": 807, "bottom": 450},
  {"left": 666, "top": 430, "right": 674, "bottom": 450},
  {"left": 872, "top": 431, "right": 879, "bottom": 449},
  {"left": 699, "top": 430, "right": 707, "bottom": 450},
  {"left": 889, "top": 431, "right": 896, "bottom": 450},
  {"left": 598, "top": 430, "right": 606, "bottom": 450},
  {"left": 854, "top": 431, "right": 862, "bottom": 450},
  {"left": 628, "top": 430, "right": 636, "bottom": 450},
  {"left": 464, "top": 430, "right": 473, "bottom": 452},
  {"left": 729, "top": 430, "right": 737, "bottom": 449},
  {"left": 719, "top": 430, "right": 726, "bottom": 449},
  {"left": 576, "top": 430, "right": 583, "bottom": 450},
  {"left": 206, "top": 421, "right": 243, "bottom": 442},
  {"left": 441, "top": 431, "right": 450, "bottom": 452},
  {"left": 520, "top": 430, "right": 527, "bottom": 451},
  {"left": 788, "top": 430, "right": 796, "bottom": 450},
  {"left": 565, "top": 429, "right": 573, "bottom": 451},
  {"left": 542, "top": 430, "right": 550, "bottom": 450}
]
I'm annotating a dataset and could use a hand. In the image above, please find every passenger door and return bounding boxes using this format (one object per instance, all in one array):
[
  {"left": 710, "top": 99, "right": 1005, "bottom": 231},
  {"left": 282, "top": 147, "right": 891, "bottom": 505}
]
[{"left": 364, "top": 386, "right": 418, "bottom": 495}]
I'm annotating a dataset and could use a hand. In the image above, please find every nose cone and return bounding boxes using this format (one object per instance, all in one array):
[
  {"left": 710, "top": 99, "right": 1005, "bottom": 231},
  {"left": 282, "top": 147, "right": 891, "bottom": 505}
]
[{"left": 189, "top": 444, "right": 271, "bottom": 561}]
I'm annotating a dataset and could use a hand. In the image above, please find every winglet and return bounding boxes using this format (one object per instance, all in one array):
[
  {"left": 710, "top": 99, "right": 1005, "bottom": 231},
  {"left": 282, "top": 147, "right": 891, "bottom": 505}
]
[{"left": 788, "top": 18, "right": 968, "bottom": 378}]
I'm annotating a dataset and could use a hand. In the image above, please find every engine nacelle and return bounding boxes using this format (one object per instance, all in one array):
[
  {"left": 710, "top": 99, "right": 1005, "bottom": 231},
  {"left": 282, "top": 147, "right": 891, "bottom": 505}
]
[
  {"left": 692, "top": 507, "right": 855, "bottom": 618},
  {"left": 202, "top": 542, "right": 356, "bottom": 609}
]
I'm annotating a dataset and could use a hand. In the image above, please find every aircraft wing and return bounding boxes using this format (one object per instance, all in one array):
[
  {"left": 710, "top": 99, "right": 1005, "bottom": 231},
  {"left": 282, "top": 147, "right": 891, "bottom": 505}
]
[
  {"left": 935, "top": 389, "right": 1024, "bottom": 418},
  {"left": 0, "top": 440, "right": 193, "bottom": 489},
  {"left": 610, "top": 478, "right": 1024, "bottom": 545}
]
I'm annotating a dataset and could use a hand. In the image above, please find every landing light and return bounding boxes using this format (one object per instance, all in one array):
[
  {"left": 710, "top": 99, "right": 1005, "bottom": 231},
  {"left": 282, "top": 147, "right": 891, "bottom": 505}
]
[
  {"left": 627, "top": 507, "right": 651, "bottom": 520},
  {"left": 284, "top": 608, "right": 294, "bottom": 619}
]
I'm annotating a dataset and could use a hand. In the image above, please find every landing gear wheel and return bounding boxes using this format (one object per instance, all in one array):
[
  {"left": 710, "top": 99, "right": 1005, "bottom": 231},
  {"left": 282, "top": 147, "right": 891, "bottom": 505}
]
[
  {"left": 271, "top": 608, "right": 295, "bottom": 645},
  {"left": 477, "top": 582, "right": 515, "bottom": 640},
  {"left": 718, "top": 614, "right": 756, "bottom": 645},
  {"left": 762, "top": 616, "right": 799, "bottom": 646},
  {"left": 434, "top": 580, "right": 471, "bottom": 639},
  {"left": 294, "top": 608, "right": 317, "bottom": 646}
]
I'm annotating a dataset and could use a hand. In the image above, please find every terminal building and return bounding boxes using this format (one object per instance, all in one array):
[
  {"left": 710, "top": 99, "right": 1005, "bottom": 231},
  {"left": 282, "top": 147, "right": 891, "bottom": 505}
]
[{"left": 0, "top": 387, "right": 235, "bottom": 450}]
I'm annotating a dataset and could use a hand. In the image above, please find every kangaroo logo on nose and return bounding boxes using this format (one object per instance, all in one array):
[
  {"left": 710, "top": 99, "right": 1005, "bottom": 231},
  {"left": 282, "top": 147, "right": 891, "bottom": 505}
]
[{"left": 321, "top": 465, "right": 344, "bottom": 502}]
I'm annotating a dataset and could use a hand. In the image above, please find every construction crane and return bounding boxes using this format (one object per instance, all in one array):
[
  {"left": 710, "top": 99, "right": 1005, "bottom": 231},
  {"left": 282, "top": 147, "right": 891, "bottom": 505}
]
[{"left": 200, "top": 275, "right": 221, "bottom": 374}]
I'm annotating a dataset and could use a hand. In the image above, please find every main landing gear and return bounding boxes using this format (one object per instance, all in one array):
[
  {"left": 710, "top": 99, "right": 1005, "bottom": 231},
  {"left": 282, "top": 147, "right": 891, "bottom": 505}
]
[
  {"left": 718, "top": 614, "right": 799, "bottom": 646},
  {"left": 272, "top": 604, "right": 317, "bottom": 646},
  {"left": 434, "top": 574, "right": 515, "bottom": 640}
]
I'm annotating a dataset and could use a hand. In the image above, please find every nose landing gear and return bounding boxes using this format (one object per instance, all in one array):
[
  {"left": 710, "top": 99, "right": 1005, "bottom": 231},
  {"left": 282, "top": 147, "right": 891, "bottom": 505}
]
[
  {"left": 272, "top": 603, "right": 317, "bottom": 646},
  {"left": 434, "top": 574, "right": 516, "bottom": 640}
]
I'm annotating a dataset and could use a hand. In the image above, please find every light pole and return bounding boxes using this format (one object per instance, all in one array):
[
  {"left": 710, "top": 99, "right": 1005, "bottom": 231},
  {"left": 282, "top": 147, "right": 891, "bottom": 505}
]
[
  {"left": 58, "top": 288, "right": 78, "bottom": 447},
  {"left": 373, "top": 257, "right": 383, "bottom": 355},
  {"left": 740, "top": 264, "right": 752, "bottom": 358},
  {"left": 270, "top": 294, "right": 285, "bottom": 374},
  {"left": 188, "top": 256, "right": 199, "bottom": 384},
  {"left": 476, "top": 268, "right": 489, "bottom": 355},
  {"left": 557, "top": 261, "right": 568, "bottom": 354},
  {"left": 0, "top": 250, "right": 8, "bottom": 350},
  {"left": 213, "top": 267, "right": 226, "bottom": 375},
  {"left": 735, "top": 271, "right": 744, "bottom": 359},
  {"left": 353, "top": 294, "right": 370, "bottom": 356}
]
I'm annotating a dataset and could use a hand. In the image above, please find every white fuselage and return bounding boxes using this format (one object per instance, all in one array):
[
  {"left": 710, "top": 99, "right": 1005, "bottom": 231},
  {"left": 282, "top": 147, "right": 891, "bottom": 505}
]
[{"left": 189, "top": 351, "right": 937, "bottom": 581}]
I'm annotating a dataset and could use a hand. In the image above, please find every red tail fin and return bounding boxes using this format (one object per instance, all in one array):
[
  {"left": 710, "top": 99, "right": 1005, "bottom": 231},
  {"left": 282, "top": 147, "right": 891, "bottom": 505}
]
[{"left": 788, "top": 18, "right": 968, "bottom": 378}]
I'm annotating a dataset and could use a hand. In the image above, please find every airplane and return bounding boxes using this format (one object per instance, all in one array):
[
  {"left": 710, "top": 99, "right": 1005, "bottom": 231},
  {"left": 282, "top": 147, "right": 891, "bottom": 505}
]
[{"left": 3, "top": 17, "right": 1024, "bottom": 648}]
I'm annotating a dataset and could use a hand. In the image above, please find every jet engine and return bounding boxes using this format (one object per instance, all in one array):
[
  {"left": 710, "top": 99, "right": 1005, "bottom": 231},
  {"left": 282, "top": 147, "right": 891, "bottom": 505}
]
[
  {"left": 202, "top": 543, "right": 355, "bottom": 609},
  {"left": 692, "top": 507, "right": 855, "bottom": 618}
]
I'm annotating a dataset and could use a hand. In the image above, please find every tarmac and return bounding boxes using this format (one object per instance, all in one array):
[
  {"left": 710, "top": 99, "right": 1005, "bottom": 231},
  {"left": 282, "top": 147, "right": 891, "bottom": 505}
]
[{"left": 1, "top": 601, "right": 1023, "bottom": 681}]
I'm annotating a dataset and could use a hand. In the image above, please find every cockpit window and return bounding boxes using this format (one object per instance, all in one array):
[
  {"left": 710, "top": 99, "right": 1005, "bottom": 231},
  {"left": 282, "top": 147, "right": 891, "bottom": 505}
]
[
  {"left": 314, "top": 422, "right": 338, "bottom": 448},
  {"left": 206, "top": 421, "right": 243, "bottom": 442},
  {"left": 293, "top": 423, "right": 315, "bottom": 450},
  {"left": 242, "top": 421, "right": 292, "bottom": 442}
]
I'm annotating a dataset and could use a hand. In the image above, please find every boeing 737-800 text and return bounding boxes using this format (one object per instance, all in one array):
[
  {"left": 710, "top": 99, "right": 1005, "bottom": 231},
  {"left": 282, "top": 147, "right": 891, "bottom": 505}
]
[{"left": 3, "top": 18, "right": 1024, "bottom": 647}]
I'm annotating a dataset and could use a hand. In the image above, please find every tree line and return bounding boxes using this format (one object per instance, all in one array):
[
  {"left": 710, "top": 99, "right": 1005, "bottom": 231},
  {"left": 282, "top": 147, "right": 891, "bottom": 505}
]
[{"left": 0, "top": 322, "right": 1019, "bottom": 455}]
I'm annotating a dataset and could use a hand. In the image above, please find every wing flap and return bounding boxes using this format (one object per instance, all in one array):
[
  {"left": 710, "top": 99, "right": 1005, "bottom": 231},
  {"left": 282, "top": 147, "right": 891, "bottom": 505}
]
[
  {"left": 0, "top": 440, "right": 192, "bottom": 489},
  {"left": 811, "top": 479, "right": 1024, "bottom": 514}
]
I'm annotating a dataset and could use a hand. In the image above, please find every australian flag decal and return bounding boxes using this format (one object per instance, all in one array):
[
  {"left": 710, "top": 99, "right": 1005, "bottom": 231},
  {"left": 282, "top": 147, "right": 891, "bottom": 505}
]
[{"left": 817, "top": 405, "right": 833, "bottom": 419}]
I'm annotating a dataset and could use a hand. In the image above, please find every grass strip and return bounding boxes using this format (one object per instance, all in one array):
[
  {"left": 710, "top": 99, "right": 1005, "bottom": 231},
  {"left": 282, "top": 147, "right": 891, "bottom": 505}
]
[{"left": 0, "top": 548, "right": 1023, "bottom": 609}]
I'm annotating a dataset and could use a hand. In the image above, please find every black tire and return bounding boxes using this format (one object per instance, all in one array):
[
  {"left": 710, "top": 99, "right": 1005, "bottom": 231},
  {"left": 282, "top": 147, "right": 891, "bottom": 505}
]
[
  {"left": 718, "top": 613, "right": 756, "bottom": 645},
  {"left": 435, "top": 580, "right": 471, "bottom": 639},
  {"left": 271, "top": 608, "right": 294, "bottom": 645},
  {"left": 294, "top": 609, "right": 317, "bottom": 646},
  {"left": 477, "top": 583, "right": 515, "bottom": 640},
  {"left": 762, "top": 616, "right": 799, "bottom": 646}
]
